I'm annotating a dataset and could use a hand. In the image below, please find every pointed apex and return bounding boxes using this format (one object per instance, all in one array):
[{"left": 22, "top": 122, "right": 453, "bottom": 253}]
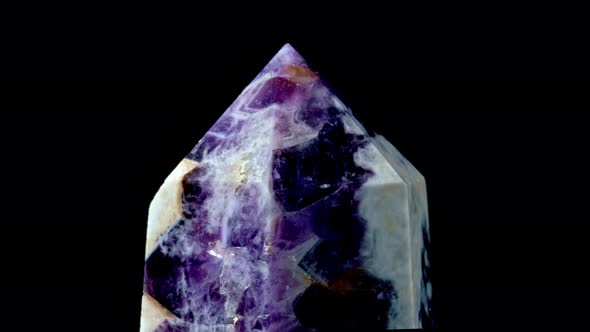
[
  {"left": 276, "top": 43, "right": 306, "bottom": 64},
  {"left": 261, "top": 43, "right": 310, "bottom": 76},
  {"left": 278, "top": 43, "right": 300, "bottom": 57},
  {"left": 280, "top": 42, "right": 295, "bottom": 52}
]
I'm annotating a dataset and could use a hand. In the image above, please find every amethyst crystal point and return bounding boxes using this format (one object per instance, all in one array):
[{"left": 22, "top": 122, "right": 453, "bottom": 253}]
[{"left": 141, "top": 44, "right": 432, "bottom": 331}]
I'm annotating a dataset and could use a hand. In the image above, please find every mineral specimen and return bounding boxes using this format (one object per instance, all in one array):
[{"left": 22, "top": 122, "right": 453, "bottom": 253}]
[{"left": 141, "top": 44, "right": 432, "bottom": 331}]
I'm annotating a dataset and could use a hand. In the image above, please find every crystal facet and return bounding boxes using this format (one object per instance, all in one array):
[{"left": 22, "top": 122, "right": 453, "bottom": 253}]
[{"left": 141, "top": 44, "right": 432, "bottom": 331}]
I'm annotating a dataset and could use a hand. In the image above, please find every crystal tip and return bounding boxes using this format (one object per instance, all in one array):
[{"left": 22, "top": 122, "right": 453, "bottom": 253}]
[{"left": 265, "top": 43, "right": 308, "bottom": 71}]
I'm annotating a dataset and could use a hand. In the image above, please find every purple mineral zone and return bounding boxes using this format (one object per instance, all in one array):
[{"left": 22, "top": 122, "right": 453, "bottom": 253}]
[{"left": 142, "top": 44, "right": 432, "bottom": 331}]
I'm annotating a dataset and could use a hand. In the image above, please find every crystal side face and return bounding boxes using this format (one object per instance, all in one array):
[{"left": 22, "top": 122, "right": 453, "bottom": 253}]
[{"left": 141, "top": 44, "right": 432, "bottom": 331}]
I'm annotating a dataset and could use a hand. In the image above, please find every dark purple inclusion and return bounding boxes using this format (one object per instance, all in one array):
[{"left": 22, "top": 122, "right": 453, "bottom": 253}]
[
  {"left": 271, "top": 119, "right": 397, "bottom": 330},
  {"left": 180, "top": 166, "right": 210, "bottom": 219},
  {"left": 144, "top": 246, "right": 226, "bottom": 324},
  {"left": 272, "top": 119, "right": 368, "bottom": 212},
  {"left": 249, "top": 77, "right": 298, "bottom": 109},
  {"left": 296, "top": 103, "right": 342, "bottom": 129},
  {"left": 292, "top": 271, "right": 395, "bottom": 331}
]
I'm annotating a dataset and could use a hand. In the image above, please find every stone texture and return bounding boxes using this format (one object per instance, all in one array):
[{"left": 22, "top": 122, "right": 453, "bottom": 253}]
[{"left": 141, "top": 44, "right": 432, "bottom": 331}]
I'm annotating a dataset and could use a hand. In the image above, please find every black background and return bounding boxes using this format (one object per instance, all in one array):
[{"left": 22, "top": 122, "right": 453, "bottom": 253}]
[{"left": 2, "top": 5, "right": 589, "bottom": 332}]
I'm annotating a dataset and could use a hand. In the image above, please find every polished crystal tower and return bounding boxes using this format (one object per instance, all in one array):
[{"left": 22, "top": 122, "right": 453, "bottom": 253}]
[{"left": 141, "top": 44, "right": 432, "bottom": 331}]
